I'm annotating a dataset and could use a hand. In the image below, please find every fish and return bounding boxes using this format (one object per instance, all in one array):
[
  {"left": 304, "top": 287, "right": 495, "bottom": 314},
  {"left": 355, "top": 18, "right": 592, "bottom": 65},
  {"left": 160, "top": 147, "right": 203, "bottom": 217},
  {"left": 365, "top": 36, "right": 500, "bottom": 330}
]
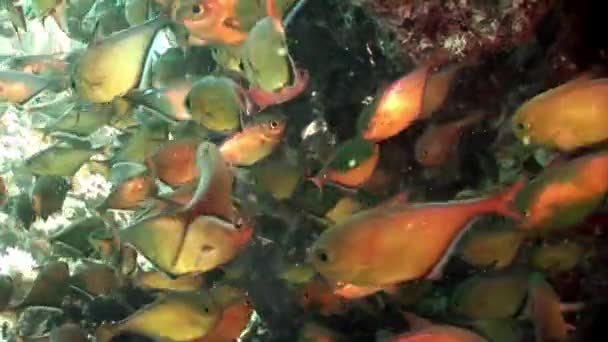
[
  {"left": 31, "top": 175, "right": 70, "bottom": 220},
  {"left": 527, "top": 273, "right": 570, "bottom": 342},
  {"left": 95, "top": 290, "right": 220, "bottom": 341},
  {"left": 457, "top": 223, "right": 524, "bottom": 269},
  {"left": 98, "top": 170, "right": 157, "bottom": 211},
  {"left": 251, "top": 146, "right": 302, "bottom": 200},
  {"left": 0, "top": 70, "right": 64, "bottom": 104},
  {"left": 172, "top": 0, "right": 247, "bottom": 46},
  {"left": 310, "top": 182, "right": 523, "bottom": 290},
  {"left": 388, "top": 325, "right": 488, "bottom": 342},
  {"left": 357, "top": 50, "right": 450, "bottom": 142},
  {"left": 513, "top": 151, "right": 608, "bottom": 233},
  {"left": 415, "top": 113, "right": 483, "bottom": 167},
  {"left": 195, "top": 285, "right": 253, "bottom": 342},
  {"left": 220, "top": 110, "right": 287, "bottom": 166},
  {"left": 512, "top": 76, "right": 608, "bottom": 151},
  {"left": 126, "top": 79, "right": 193, "bottom": 122},
  {"left": 150, "top": 47, "right": 188, "bottom": 88},
  {"left": 171, "top": 216, "right": 253, "bottom": 274},
  {"left": 185, "top": 75, "right": 244, "bottom": 132},
  {"left": 42, "top": 102, "right": 115, "bottom": 137},
  {"left": 243, "top": 0, "right": 309, "bottom": 109},
  {"left": 530, "top": 240, "right": 585, "bottom": 273},
  {"left": 72, "top": 17, "right": 170, "bottom": 103},
  {"left": 310, "top": 138, "right": 379, "bottom": 190},
  {"left": 24, "top": 143, "right": 102, "bottom": 177},
  {"left": 2, "top": 53, "right": 68, "bottom": 76},
  {"left": 450, "top": 272, "right": 530, "bottom": 320},
  {"left": 146, "top": 139, "right": 198, "bottom": 187}
]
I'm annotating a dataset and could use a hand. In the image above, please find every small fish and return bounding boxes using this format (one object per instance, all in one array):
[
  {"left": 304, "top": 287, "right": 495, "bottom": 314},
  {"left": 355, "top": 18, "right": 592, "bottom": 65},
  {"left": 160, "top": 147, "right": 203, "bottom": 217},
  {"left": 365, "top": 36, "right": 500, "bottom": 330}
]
[
  {"left": 0, "top": 70, "right": 63, "bottom": 104},
  {"left": 25, "top": 143, "right": 102, "bottom": 176},
  {"left": 324, "top": 196, "right": 363, "bottom": 225},
  {"left": 196, "top": 285, "right": 253, "bottom": 342},
  {"left": 450, "top": 272, "right": 530, "bottom": 320},
  {"left": 72, "top": 17, "right": 171, "bottom": 103},
  {"left": 220, "top": 110, "right": 287, "bottom": 166},
  {"left": 310, "top": 182, "right": 523, "bottom": 291},
  {"left": 126, "top": 79, "right": 193, "bottom": 121},
  {"left": 415, "top": 113, "right": 483, "bottom": 167},
  {"left": 111, "top": 123, "right": 168, "bottom": 164},
  {"left": 146, "top": 139, "right": 199, "bottom": 187},
  {"left": 171, "top": 216, "right": 253, "bottom": 274},
  {"left": 458, "top": 223, "right": 524, "bottom": 269},
  {"left": 514, "top": 151, "right": 608, "bottom": 233},
  {"left": 512, "top": 75, "right": 608, "bottom": 151},
  {"left": 421, "top": 60, "right": 473, "bottom": 118},
  {"left": 150, "top": 47, "right": 188, "bottom": 88},
  {"left": 310, "top": 138, "right": 379, "bottom": 190},
  {"left": 243, "top": 1, "right": 309, "bottom": 109},
  {"left": 98, "top": 164, "right": 157, "bottom": 211},
  {"left": 527, "top": 273, "right": 570, "bottom": 342},
  {"left": 388, "top": 325, "right": 488, "bottom": 342},
  {"left": 173, "top": 0, "right": 247, "bottom": 46},
  {"left": 185, "top": 75, "right": 244, "bottom": 132},
  {"left": 42, "top": 102, "right": 115, "bottom": 137},
  {"left": 95, "top": 290, "right": 220, "bottom": 341},
  {"left": 2, "top": 53, "right": 68, "bottom": 76},
  {"left": 530, "top": 240, "right": 585, "bottom": 273},
  {"left": 31, "top": 175, "right": 70, "bottom": 220},
  {"left": 251, "top": 146, "right": 302, "bottom": 200},
  {"left": 357, "top": 51, "right": 450, "bottom": 142}
]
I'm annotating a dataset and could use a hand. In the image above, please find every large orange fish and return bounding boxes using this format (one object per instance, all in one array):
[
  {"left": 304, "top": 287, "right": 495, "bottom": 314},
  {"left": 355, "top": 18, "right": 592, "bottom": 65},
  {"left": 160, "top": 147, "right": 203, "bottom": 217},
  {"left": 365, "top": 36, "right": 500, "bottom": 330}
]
[{"left": 310, "top": 182, "right": 523, "bottom": 290}]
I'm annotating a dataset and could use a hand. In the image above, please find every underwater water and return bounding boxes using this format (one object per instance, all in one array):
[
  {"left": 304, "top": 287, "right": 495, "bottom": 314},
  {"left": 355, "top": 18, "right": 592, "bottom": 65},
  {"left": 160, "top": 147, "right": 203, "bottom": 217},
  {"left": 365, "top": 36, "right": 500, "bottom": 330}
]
[{"left": 1, "top": 0, "right": 608, "bottom": 341}]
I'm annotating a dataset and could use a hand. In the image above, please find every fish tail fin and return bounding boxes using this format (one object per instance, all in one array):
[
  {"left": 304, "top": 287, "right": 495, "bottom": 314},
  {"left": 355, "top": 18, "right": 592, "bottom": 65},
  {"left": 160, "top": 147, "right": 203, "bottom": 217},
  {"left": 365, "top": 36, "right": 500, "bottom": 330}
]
[
  {"left": 307, "top": 176, "right": 324, "bottom": 194},
  {"left": 484, "top": 179, "right": 526, "bottom": 220},
  {"left": 266, "top": 0, "right": 285, "bottom": 34}
]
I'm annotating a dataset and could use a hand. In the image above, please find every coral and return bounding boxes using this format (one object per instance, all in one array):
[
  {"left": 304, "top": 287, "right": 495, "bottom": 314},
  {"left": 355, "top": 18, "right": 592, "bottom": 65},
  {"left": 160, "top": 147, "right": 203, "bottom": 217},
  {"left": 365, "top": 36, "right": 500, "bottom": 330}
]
[{"left": 355, "top": 0, "right": 555, "bottom": 62}]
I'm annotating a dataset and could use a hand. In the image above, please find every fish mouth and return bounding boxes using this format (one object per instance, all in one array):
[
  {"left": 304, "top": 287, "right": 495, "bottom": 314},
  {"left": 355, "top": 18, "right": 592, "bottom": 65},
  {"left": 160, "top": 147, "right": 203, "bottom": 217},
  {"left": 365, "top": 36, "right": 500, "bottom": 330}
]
[{"left": 521, "top": 135, "right": 531, "bottom": 145}]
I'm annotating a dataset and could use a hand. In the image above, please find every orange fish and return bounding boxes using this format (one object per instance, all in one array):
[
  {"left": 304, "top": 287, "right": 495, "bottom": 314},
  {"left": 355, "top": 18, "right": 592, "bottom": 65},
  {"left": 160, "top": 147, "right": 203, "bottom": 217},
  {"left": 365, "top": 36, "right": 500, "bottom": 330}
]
[
  {"left": 421, "top": 60, "right": 473, "bottom": 118},
  {"left": 220, "top": 111, "right": 287, "bottom": 166},
  {"left": 310, "top": 138, "right": 380, "bottom": 190},
  {"left": 310, "top": 182, "right": 524, "bottom": 291},
  {"left": 146, "top": 140, "right": 199, "bottom": 187},
  {"left": 512, "top": 76, "right": 608, "bottom": 151},
  {"left": 514, "top": 151, "right": 608, "bottom": 233},
  {"left": 388, "top": 325, "right": 488, "bottom": 342},
  {"left": 298, "top": 277, "right": 348, "bottom": 316},
  {"left": 173, "top": 0, "right": 247, "bottom": 46},
  {"left": 357, "top": 51, "right": 451, "bottom": 142},
  {"left": 415, "top": 113, "right": 483, "bottom": 167},
  {"left": 194, "top": 287, "right": 253, "bottom": 342}
]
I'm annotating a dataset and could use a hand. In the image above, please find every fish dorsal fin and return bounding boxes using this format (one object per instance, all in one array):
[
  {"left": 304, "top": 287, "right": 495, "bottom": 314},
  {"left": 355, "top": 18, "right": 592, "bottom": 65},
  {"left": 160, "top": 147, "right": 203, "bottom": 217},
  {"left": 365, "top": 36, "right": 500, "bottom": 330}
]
[{"left": 89, "top": 20, "right": 105, "bottom": 46}]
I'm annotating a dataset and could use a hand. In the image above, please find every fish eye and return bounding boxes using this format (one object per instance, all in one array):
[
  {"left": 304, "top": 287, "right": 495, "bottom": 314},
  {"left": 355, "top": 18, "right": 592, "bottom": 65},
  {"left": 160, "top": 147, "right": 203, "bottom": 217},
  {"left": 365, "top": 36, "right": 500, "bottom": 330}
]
[
  {"left": 192, "top": 5, "right": 201, "bottom": 14},
  {"left": 203, "top": 306, "right": 209, "bottom": 313},
  {"left": 315, "top": 249, "right": 331, "bottom": 263},
  {"left": 269, "top": 120, "right": 280, "bottom": 130},
  {"left": 516, "top": 122, "right": 528, "bottom": 132}
]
